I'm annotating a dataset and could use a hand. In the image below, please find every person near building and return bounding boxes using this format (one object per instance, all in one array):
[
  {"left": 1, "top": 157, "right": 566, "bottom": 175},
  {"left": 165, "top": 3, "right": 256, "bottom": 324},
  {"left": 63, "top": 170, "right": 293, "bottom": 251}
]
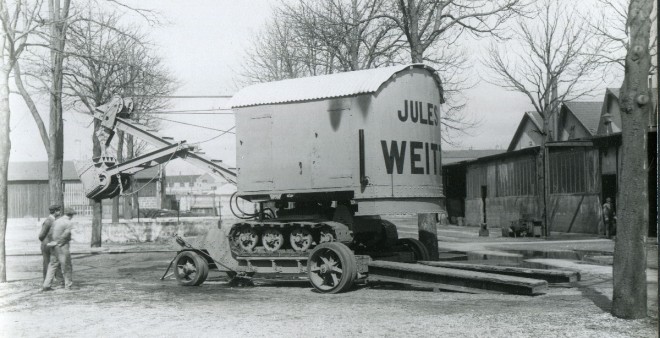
[
  {"left": 42, "top": 207, "right": 76, "bottom": 291},
  {"left": 602, "top": 197, "right": 616, "bottom": 238},
  {"left": 38, "top": 205, "right": 63, "bottom": 283}
]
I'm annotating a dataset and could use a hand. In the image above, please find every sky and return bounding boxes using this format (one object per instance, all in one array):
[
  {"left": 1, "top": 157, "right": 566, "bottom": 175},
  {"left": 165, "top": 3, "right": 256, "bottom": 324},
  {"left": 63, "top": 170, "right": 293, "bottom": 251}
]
[{"left": 8, "top": 0, "right": 623, "bottom": 175}]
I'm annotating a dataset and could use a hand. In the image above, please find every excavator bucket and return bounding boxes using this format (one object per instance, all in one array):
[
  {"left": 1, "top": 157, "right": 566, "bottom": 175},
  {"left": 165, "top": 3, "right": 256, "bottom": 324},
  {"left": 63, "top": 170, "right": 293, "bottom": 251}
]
[{"left": 75, "top": 157, "right": 132, "bottom": 200}]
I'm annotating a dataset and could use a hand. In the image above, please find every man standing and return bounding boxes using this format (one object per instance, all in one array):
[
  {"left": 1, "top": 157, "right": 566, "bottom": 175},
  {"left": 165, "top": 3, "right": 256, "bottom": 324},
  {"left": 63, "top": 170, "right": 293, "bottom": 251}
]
[
  {"left": 38, "top": 205, "right": 63, "bottom": 283},
  {"left": 42, "top": 207, "right": 76, "bottom": 291},
  {"left": 602, "top": 197, "right": 616, "bottom": 238}
]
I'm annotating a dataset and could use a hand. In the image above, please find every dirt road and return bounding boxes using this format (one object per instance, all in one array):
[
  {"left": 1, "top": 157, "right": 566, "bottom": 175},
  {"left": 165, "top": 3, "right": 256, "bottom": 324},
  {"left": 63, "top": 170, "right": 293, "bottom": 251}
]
[{"left": 0, "top": 250, "right": 657, "bottom": 338}]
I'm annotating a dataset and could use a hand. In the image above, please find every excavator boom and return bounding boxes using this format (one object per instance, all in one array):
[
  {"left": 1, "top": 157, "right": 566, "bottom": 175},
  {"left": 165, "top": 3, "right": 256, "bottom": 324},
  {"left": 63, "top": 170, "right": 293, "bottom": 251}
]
[{"left": 75, "top": 96, "right": 236, "bottom": 200}]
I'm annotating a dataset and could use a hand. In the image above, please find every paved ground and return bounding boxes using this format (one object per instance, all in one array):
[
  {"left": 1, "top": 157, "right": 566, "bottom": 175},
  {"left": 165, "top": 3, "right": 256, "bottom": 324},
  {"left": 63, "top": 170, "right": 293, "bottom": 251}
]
[{"left": 1, "top": 217, "right": 657, "bottom": 337}]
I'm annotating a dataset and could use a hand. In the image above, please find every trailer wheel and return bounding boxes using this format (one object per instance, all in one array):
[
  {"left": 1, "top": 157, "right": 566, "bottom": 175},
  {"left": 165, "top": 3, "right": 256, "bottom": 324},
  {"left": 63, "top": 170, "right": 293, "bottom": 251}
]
[
  {"left": 398, "top": 238, "right": 430, "bottom": 262},
  {"left": 307, "top": 242, "right": 356, "bottom": 294},
  {"left": 174, "top": 251, "right": 209, "bottom": 286}
]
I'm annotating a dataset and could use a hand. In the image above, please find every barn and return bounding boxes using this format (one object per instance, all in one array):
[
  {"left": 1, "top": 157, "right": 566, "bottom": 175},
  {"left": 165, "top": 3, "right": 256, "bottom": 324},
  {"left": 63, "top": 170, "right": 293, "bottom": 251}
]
[
  {"left": 8, "top": 161, "right": 163, "bottom": 218},
  {"left": 444, "top": 88, "right": 657, "bottom": 236}
]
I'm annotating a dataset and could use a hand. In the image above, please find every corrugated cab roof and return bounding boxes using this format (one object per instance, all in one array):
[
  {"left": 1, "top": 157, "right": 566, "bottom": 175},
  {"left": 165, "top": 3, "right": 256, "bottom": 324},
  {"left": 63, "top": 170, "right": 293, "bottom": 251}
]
[{"left": 230, "top": 64, "right": 442, "bottom": 108}]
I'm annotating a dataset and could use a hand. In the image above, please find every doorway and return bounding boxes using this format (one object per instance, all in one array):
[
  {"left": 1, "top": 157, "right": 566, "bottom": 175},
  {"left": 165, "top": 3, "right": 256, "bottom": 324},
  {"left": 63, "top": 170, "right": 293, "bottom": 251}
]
[{"left": 601, "top": 174, "right": 617, "bottom": 206}]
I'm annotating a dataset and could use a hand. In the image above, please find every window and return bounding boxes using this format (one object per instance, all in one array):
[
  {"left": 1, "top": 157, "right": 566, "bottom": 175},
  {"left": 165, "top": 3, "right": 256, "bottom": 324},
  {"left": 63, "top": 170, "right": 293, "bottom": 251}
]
[
  {"left": 549, "top": 148, "right": 595, "bottom": 194},
  {"left": 496, "top": 157, "right": 536, "bottom": 197}
]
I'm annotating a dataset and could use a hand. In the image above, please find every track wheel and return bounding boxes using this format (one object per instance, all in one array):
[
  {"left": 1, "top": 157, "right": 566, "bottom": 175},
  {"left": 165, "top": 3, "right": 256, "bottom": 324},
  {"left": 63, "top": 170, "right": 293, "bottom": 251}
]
[
  {"left": 318, "top": 227, "right": 335, "bottom": 244},
  {"left": 235, "top": 227, "right": 259, "bottom": 252},
  {"left": 174, "top": 251, "right": 209, "bottom": 286},
  {"left": 397, "top": 238, "right": 430, "bottom": 262},
  {"left": 262, "top": 229, "right": 284, "bottom": 252},
  {"left": 307, "top": 243, "right": 356, "bottom": 294},
  {"left": 290, "top": 227, "right": 313, "bottom": 252}
]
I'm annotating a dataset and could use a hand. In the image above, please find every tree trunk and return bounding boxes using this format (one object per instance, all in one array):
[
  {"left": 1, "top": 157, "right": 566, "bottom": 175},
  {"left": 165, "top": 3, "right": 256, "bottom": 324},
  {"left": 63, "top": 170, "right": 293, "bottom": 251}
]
[
  {"left": 0, "top": 66, "right": 11, "bottom": 282},
  {"left": 611, "top": 0, "right": 652, "bottom": 320},
  {"left": 398, "top": 0, "right": 424, "bottom": 63},
  {"left": 122, "top": 135, "right": 132, "bottom": 220},
  {"left": 160, "top": 165, "right": 167, "bottom": 209},
  {"left": 111, "top": 197, "right": 119, "bottom": 223},
  {"left": 112, "top": 132, "right": 124, "bottom": 223},
  {"left": 127, "top": 134, "right": 138, "bottom": 217},
  {"left": 418, "top": 213, "right": 439, "bottom": 260},
  {"left": 47, "top": 94, "right": 64, "bottom": 207},
  {"left": 47, "top": 0, "right": 70, "bottom": 208},
  {"left": 91, "top": 119, "right": 103, "bottom": 247}
]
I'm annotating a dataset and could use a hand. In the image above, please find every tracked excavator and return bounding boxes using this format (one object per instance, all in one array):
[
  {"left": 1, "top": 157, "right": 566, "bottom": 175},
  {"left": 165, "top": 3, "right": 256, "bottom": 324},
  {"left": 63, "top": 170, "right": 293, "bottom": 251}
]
[{"left": 76, "top": 65, "right": 484, "bottom": 294}]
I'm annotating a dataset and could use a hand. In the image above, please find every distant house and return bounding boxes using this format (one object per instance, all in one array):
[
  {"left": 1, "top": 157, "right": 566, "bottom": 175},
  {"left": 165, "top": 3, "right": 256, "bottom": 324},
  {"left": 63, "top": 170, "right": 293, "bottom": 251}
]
[
  {"left": 166, "top": 174, "right": 200, "bottom": 193},
  {"left": 165, "top": 173, "right": 255, "bottom": 218},
  {"left": 8, "top": 161, "right": 163, "bottom": 218}
]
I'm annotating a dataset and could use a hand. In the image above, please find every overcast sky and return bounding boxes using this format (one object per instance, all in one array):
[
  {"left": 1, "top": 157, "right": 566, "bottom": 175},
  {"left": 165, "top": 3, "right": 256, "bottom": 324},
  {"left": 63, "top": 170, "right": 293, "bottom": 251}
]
[{"left": 8, "top": 0, "right": 624, "bottom": 174}]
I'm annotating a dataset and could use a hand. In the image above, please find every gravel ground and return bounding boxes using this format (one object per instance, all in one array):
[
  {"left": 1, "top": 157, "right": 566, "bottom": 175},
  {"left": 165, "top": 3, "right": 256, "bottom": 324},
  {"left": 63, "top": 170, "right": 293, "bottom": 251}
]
[
  {"left": 1, "top": 218, "right": 657, "bottom": 337},
  {"left": 0, "top": 253, "right": 657, "bottom": 338}
]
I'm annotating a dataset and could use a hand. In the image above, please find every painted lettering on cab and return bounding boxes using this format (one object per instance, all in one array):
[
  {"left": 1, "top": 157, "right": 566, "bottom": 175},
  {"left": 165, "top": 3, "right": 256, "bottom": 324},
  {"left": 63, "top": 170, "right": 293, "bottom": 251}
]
[
  {"left": 381, "top": 140, "right": 442, "bottom": 175},
  {"left": 381, "top": 140, "right": 407, "bottom": 174},
  {"left": 398, "top": 100, "right": 439, "bottom": 126}
]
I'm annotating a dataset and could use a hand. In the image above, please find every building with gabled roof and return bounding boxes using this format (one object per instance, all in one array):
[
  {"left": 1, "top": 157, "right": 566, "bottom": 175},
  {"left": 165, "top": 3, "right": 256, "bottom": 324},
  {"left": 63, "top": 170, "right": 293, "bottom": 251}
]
[
  {"left": 558, "top": 101, "right": 602, "bottom": 140},
  {"left": 8, "top": 161, "right": 164, "bottom": 218},
  {"left": 445, "top": 87, "right": 657, "bottom": 237},
  {"left": 596, "top": 87, "right": 658, "bottom": 136},
  {"left": 507, "top": 111, "right": 543, "bottom": 151}
]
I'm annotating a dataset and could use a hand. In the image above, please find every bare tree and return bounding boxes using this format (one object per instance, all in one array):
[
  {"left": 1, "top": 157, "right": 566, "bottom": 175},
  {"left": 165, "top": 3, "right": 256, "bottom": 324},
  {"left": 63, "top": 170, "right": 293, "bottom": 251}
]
[
  {"left": 611, "top": 0, "right": 653, "bottom": 320},
  {"left": 485, "top": 0, "right": 606, "bottom": 235},
  {"left": 241, "top": 0, "right": 402, "bottom": 84},
  {"left": 383, "top": 0, "right": 523, "bottom": 62},
  {"left": 63, "top": 9, "right": 174, "bottom": 246},
  {"left": 0, "top": 0, "right": 43, "bottom": 283},
  {"left": 589, "top": 0, "right": 657, "bottom": 78},
  {"left": 382, "top": 0, "right": 524, "bottom": 63},
  {"left": 240, "top": 14, "right": 313, "bottom": 83},
  {"left": 241, "top": 0, "right": 490, "bottom": 144},
  {"left": 282, "top": 0, "right": 402, "bottom": 72}
]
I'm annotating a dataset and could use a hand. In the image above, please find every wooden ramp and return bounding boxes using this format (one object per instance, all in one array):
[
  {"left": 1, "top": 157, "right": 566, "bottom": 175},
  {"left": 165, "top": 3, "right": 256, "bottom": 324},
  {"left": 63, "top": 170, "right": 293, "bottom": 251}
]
[
  {"left": 419, "top": 261, "right": 580, "bottom": 283},
  {"left": 367, "top": 261, "right": 548, "bottom": 296}
]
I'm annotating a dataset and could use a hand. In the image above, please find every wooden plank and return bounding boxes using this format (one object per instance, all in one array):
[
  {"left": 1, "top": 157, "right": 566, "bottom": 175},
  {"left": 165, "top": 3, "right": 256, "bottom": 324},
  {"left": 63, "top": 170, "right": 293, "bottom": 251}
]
[
  {"left": 367, "top": 260, "right": 548, "bottom": 295},
  {"left": 367, "top": 274, "right": 503, "bottom": 295},
  {"left": 437, "top": 252, "right": 468, "bottom": 261},
  {"left": 418, "top": 261, "right": 579, "bottom": 283}
]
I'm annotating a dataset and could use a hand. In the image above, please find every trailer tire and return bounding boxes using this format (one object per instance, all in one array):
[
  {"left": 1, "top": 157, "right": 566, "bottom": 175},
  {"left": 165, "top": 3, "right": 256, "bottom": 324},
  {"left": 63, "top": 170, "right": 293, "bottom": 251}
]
[
  {"left": 307, "top": 242, "right": 356, "bottom": 294},
  {"left": 398, "top": 238, "right": 430, "bottom": 262},
  {"left": 174, "top": 251, "right": 209, "bottom": 286}
]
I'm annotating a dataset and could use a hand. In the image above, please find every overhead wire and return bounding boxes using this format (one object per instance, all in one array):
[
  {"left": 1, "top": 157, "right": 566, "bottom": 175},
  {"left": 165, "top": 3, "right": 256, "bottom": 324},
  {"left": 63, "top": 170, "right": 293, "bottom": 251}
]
[
  {"left": 191, "top": 126, "right": 236, "bottom": 145},
  {"left": 135, "top": 108, "right": 234, "bottom": 115},
  {"left": 150, "top": 115, "right": 236, "bottom": 133},
  {"left": 130, "top": 95, "right": 233, "bottom": 99}
]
